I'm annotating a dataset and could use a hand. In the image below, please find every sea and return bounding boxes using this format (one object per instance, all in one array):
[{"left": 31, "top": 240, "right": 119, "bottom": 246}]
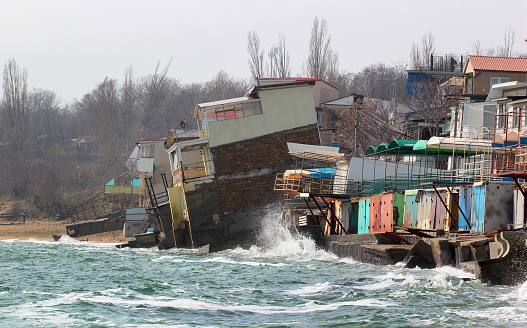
[{"left": 1, "top": 211, "right": 527, "bottom": 328}]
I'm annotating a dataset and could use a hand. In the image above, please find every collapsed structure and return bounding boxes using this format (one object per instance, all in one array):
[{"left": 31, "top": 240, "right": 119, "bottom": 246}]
[{"left": 160, "top": 80, "right": 321, "bottom": 250}]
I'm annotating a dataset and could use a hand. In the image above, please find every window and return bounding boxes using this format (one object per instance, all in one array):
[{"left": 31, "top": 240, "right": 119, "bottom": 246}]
[
  {"left": 498, "top": 103, "right": 507, "bottom": 128},
  {"left": 140, "top": 144, "right": 155, "bottom": 158},
  {"left": 490, "top": 77, "right": 510, "bottom": 88},
  {"left": 206, "top": 100, "right": 262, "bottom": 121}
]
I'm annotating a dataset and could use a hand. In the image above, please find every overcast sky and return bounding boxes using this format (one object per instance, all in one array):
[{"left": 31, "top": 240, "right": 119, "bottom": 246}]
[{"left": 1, "top": 0, "right": 526, "bottom": 104}]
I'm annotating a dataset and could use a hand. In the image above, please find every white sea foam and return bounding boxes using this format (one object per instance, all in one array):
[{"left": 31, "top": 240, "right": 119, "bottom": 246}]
[
  {"left": 286, "top": 282, "right": 332, "bottom": 296},
  {"left": 82, "top": 294, "right": 395, "bottom": 314},
  {"left": 434, "top": 265, "right": 475, "bottom": 280}
]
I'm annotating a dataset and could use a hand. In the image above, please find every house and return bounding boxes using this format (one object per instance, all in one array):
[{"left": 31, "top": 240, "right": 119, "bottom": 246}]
[
  {"left": 462, "top": 56, "right": 527, "bottom": 99},
  {"left": 164, "top": 81, "right": 321, "bottom": 250},
  {"left": 407, "top": 54, "right": 465, "bottom": 97},
  {"left": 258, "top": 77, "right": 340, "bottom": 124}
]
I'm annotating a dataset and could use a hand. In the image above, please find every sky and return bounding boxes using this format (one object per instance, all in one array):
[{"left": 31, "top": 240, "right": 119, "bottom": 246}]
[{"left": 1, "top": 0, "right": 527, "bottom": 104}]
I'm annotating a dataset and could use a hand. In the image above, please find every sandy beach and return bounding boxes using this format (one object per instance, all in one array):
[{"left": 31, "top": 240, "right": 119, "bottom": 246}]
[{"left": 0, "top": 219, "right": 133, "bottom": 243}]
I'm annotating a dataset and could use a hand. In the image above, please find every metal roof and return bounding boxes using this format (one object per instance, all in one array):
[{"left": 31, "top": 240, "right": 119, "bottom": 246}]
[{"left": 468, "top": 55, "right": 527, "bottom": 72}]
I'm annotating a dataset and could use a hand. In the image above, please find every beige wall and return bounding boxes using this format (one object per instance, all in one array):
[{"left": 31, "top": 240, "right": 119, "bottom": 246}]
[
  {"left": 473, "top": 71, "right": 527, "bottom": 95},
  {"left": 312, "top": 81, "right": 339, "bottom": 107},
  {"left": 207, "top": 84, "right": 317, "bottom": 147}
]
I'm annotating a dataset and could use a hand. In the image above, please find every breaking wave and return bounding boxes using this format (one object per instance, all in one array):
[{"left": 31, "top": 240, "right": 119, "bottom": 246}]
[{"left": 226, "top": 206, "right": 337, "bottom": 262}]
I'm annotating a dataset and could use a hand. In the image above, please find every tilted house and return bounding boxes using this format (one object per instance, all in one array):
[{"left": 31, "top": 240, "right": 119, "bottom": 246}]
[{"left": 165, "top": 81, "right": 321, "bottom": 249}]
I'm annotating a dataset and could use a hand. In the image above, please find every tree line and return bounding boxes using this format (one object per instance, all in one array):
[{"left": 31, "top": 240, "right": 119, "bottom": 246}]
[{"left": 0, "top": 17, "right": 521, "bottom": 215}]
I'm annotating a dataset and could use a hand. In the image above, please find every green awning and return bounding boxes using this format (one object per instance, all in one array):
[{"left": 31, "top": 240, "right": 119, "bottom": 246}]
[
  {"left": 413, "top": 140, "right": 428, "bottom": 151},
  {"left": 364, "top": 146, "right": 378, "bottom": 156}
]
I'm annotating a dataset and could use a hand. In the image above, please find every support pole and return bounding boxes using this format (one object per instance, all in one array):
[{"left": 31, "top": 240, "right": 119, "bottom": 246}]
[{"left": 321, "top": 197, "right": 348, "bottom": 235}]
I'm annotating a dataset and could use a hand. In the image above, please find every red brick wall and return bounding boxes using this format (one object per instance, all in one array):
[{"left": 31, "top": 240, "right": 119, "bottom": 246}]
[{"left": 210, "top": 125, "right": 320, "bottom": 212}]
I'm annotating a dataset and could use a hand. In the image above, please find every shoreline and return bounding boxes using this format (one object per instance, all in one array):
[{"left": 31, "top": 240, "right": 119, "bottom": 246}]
[{"left": 0, "top": 220, "right": 133, "bottom": 244}]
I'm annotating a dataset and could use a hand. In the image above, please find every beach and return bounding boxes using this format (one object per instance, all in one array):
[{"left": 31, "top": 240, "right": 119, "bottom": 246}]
[{"left": 0, "top": 219, "right": 132, "bottom": 243}]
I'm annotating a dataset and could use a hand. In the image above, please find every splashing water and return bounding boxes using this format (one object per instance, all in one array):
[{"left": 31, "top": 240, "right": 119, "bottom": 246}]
[{"left": 233, "top": 206, "right": 336, "bottom": 261}]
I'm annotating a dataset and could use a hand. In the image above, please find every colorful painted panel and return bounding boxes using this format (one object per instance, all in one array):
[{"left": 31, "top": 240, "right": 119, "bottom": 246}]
[
  {"left": 458, "top": 186, "right": 472, "bottom": 231},
  {"left": 370, "top": 195, "right": 383, "bottom": 233},
  {"left": 471, "top": 185, "right": 485, "bottom": 233},
  {"left": 380, "top": 193, "right": 394, "bottom": 232},
  {"left": 358, "top": 198, "right": 371, "bottom": 234},
  {"left": 393, "top": 192, "right": 405, "bottom": 227},
  {"left": 404, "top": 190, "right": 419, "bottom": 229}
]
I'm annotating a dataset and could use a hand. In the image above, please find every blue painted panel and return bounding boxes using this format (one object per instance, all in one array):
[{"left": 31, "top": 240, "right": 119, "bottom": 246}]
[
  {"left": 471, "top": 185, "right": 486, "bottom": 233},
  {"left": 358, "top": 198, "right": 371, "bottom": 234},
  {"left": 458, "top": 187, "right": 472, "bottom": 231}
]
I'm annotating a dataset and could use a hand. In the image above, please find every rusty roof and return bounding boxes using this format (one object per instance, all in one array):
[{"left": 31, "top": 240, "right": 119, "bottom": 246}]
[{"left": 468, "top": 55, "right": 527, "bottom": 72}]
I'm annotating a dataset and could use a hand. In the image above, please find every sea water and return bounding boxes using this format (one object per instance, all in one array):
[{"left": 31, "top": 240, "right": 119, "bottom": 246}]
[{"left": 1, "top": 212, "right": 527, "bottom": 327}]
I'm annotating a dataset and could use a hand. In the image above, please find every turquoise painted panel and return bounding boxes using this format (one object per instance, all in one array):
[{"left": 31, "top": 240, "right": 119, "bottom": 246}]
[
  {"left": 458, "top": 186, "right": 472, "bottom": 231},
  {"left": 358, "top": 198, "right": 371, "bottom": 234},
  {"left": 404, "top": 194, "right": 419, "bottom": 228},
  {"left": 472, "top": 185, "right": 485, "bottom": 233}
]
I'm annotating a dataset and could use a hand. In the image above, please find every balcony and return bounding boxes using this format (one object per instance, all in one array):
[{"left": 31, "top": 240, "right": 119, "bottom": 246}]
[{"left": 172, "top": 160, "right": 215, "bottom": 185}]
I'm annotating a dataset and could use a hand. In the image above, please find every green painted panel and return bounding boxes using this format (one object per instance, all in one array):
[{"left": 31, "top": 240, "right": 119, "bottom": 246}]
[{"left": 393, "top": 192, "right": 405, "bottom": 227}]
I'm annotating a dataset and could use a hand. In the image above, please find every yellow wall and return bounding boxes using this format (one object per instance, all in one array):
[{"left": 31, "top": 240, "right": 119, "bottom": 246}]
[
  {"left": 168, "top": 186, "right": 187, "bottom": 230},
  {"left": 207, "top": 85, "right": 317, "bottom": 147}
]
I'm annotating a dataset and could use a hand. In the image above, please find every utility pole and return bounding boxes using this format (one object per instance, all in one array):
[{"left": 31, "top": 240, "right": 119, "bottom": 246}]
[{"left": 354, "top": 104, "right": 358, "bottom": 155}]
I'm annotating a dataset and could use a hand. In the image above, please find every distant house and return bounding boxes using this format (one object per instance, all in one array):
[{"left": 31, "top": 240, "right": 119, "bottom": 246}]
[
  {"left": 406, "top": 54, "right": 465, "bottom": 97},
  {"left": 462, "top": 55, "right": 527, "bottom": 99}
]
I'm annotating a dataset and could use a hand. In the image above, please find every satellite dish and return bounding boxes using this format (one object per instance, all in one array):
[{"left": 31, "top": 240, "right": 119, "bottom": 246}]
[{"left": 180, "top": 120, "right": 188, "bottom": 129}]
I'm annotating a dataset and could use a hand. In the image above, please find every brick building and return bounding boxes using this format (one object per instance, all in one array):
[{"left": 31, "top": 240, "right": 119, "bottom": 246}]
[{"left": 165, "top": 81, "right": 321, "bottom": 249}]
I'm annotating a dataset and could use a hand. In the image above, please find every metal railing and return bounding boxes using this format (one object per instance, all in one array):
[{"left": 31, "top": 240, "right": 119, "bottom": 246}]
[{"left": 173, "top": 160, "right": 215, "bottom": 185}]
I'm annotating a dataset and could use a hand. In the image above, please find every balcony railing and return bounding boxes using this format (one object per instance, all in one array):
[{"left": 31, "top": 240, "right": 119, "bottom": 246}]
[{"left": 173, "top": 160, "right": 215, "bottom": 185}]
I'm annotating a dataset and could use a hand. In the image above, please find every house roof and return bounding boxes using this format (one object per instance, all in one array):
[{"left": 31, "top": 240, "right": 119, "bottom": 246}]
[
  {"left": 467, "top": 55, "right": 527, "bottom": 72},
  {"left": 258, "top": 77, "right": 340, "bottom": 91}
]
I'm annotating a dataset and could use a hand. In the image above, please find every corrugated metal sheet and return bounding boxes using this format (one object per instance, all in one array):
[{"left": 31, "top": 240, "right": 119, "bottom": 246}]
[
  {"left": 469, "top": 55, "right": 527, "bottom": 72},
  {"left": 472, "top": 185, "right": 486, "bottom": 233},
  {"left": 370, "top": 195, "right": 383, "bottom": 233},
  {"left": 358, "top": 198, "right": 370, "bottom": 234},
  {"left": 380, "top": 194, "right": 393, "bottom": 232},
  {"left": 514, "top": 189, "right": 525, "bottom": 229},
  {"left": 349, "top": 202, "right": 359, "bottom": 234},
  {"left": 404, "top": 190, "right": 419, "bottom": 228},
  {"left": 393, "top": 192, "right": 405, "bottom": 227},
  {"left": 417, "top": 193, "right": 433, "bottom": 230},
  {"left": 458, "top": 186, "right": 472, "bottom": 231},
  {"left": 431, "top": 191, "right": 447, "bottom": 231}
]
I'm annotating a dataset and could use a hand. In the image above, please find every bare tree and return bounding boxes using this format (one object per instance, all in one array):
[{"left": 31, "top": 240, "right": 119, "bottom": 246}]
[
  {"left": 501, "top": 26, "right": 515, "bottom": 57},
  {"left": 0, "top": 59, "right": 34, "bottom": 196},
  {"left": 304, "top": 16, "right": 338, "bottom": 80},
  {"left": 472, "top": 40, "right": 482, "bottom": 55},
  {"left": 421, "top": 32, "right": 435, "bottom": 66},
  {"left": 2, "top": 58, "right": 29, "bottom": 145},
  {"left": 273, "top": 34, "right": 291, "bottom": 78},
  {"left": 402, "top": 78, "right": 453, "bottom": 139},
  {"left": 335, "top": 98, "right": 403, "bottom": 156},
  {"left": 410, "top": 42, "right": 421, "bottom": 69},
  {"left": 247, "top": 31, "right": 264, "bottom": 81},
  {"left": 410, "top": 33, "right": 435, "bottom": 69}
]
